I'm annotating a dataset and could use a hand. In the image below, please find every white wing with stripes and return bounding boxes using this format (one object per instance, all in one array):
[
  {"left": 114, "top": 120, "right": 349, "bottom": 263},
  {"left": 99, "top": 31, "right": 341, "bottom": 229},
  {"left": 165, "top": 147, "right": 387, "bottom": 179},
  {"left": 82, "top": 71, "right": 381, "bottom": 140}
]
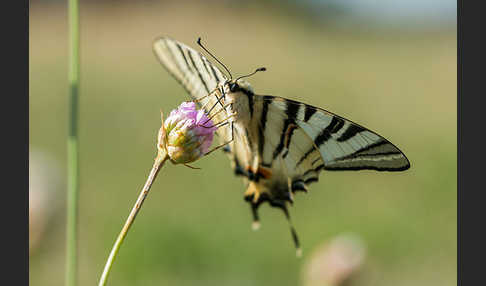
[
  {"left": 153, "top": 37, "right": 227, "bottom": 99},
  {"left": 153, "top": 37, "right": 233, "bottom": 142},
  {"left": 264, "top": 97, "right": 410, "bottom": 173}
]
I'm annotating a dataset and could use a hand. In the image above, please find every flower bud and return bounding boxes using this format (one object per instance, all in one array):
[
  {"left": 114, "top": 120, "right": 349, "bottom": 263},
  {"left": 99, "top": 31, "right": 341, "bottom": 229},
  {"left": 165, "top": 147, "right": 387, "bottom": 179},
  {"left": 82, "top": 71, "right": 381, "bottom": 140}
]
[{"left": 159, "top": 102, "right": 217, "bottom": 164}]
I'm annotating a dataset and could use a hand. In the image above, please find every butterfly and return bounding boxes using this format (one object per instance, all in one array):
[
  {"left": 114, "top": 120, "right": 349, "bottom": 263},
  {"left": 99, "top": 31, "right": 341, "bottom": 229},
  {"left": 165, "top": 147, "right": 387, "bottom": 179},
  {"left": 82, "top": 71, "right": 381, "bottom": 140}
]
[{"left": 153, "top": 37, "right": 410, "bottom": 255}]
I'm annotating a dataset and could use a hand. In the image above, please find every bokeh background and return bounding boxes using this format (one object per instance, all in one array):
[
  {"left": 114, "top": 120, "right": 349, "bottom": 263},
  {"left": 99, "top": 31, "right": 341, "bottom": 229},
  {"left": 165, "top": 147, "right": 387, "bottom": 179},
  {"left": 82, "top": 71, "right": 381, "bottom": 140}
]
[{"left": 29, "top": 0, "right": 457, "bottom": 285}]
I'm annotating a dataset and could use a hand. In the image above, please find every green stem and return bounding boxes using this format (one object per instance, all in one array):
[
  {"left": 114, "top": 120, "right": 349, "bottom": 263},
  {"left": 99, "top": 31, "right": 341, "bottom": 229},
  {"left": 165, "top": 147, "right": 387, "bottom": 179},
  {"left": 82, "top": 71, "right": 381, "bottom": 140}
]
[
  {"left": 66, "top": 0, "right": 79, "bottom": 286},
  {"left": 98, "top": 151, "right": 169, "bottom": 286}
]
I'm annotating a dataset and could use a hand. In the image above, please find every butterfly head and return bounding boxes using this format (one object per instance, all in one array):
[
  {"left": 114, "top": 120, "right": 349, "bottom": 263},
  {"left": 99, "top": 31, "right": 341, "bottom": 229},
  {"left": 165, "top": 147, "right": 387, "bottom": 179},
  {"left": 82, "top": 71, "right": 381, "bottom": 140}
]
[
  {"left": 229, "top": 81, "right": 238, "bottom": 93},
  {"left": 227, "top": 79, "right": 254, "bottom": 94}
]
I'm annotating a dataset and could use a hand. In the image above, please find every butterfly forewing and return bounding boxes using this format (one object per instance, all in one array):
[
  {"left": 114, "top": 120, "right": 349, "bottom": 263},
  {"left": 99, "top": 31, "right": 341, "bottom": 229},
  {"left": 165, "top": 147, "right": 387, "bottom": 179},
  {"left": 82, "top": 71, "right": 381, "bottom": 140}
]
[
  {"left": 153, "top": 37, "right": 227, "bottom": 97},
  {"left": 259, "top": 96, "right": 410, "bottom": 178},
  {"left": 153, "top": 37, "right": 233, "bottom": 142}
]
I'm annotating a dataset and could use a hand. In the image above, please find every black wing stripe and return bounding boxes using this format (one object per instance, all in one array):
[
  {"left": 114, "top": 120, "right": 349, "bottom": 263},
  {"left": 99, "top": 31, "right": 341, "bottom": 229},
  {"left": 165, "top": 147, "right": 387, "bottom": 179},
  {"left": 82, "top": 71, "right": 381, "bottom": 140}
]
[
  {"left": 305, "top": 177, "right": 319, "bottom": 184},
  {"left": 187, "top": 50, "right": 210, "bottom": 93},
  {"left": 301, "top": 163, "right": 325, "bottom": 177},
  {"left": 314, "top": 116, "right": 342, "bottom": 147},
  {"left": 325, "top": 165, "right": 410, "bottom": 171},
  {"left": 315, "top": 164, "right": 325, "bottom": 172},
  {"left": 302, "top": 168, "right": 316, "bottom": 177},
  {"left": 337, "top": 125, "right": 366, "bottom": 142},
  {"left": 272, "top": 101, "right": 300, "bottom": 160},
  {"left": 175, "top": 43, "right": 191, "bottom": 73},
  {"left": 296, "top": 148, "right": 315, "bottom": 167},
  {"left": 241, "top": 88, "right": 255, "bottom": 118},
  {"left": 339, "top": 151, "right": 403, "bottom": 161},
  {"left": 209, "top": 63, "right": 222, "bottom": 82},
  {"left": 348, "top": 140, "right": 388, "bottom": 156},
  {"left": 332, "top": 118, "right": 346, "bottom": 134},
  {"left": 291, "top": 180, "right": 307, "bottom": 192},
  {"left": 282, "top": 149, "right": 289, "bottom": 159},
  {"left": 311, "top": 157, "right": 321, "bottom": 165},
  {"left": 199, "top": 54, "right": 212, "bottom": 77},
  {"left": 258, "top": 99, "right": 271, "bottom": 158},
  {"left": 161, "top": 41, "right": 186, "bottom": 83},
  {"left": 304, "top": 106, "right": 317, "bottom": 122},
  {"left": 285, "top": 101, "right": 300, "bottom": 123},
  {"left": 296, "top": 116, "right": 343, "bottom": 167}
]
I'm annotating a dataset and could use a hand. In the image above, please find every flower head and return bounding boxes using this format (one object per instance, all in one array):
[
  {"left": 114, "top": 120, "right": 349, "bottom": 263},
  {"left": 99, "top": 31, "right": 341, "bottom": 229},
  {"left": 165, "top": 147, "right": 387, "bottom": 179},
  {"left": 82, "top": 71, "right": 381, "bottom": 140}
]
[
  {"left": 303, "top": 233, "right": 366, "bottom": 286},
  {"left": 158, "top": 101, "right": 217, "bottom": 164}
]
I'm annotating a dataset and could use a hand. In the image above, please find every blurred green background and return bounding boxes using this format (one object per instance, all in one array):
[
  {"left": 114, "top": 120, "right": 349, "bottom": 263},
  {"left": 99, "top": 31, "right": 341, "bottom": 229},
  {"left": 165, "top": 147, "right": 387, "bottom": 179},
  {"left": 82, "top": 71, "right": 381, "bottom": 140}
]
[{"left": 29, "top": 0, "right": 456, "bottom": 285}]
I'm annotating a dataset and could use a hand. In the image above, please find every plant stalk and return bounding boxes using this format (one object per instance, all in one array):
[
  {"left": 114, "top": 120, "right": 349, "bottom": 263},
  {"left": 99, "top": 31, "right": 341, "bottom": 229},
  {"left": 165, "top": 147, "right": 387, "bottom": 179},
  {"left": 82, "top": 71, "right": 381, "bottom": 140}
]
[
  {"left": 98, "top": 151, "right": 169, "bottom": 286},
  {"left": 66, "top": 0, "right": 80, "bottom": 285}
]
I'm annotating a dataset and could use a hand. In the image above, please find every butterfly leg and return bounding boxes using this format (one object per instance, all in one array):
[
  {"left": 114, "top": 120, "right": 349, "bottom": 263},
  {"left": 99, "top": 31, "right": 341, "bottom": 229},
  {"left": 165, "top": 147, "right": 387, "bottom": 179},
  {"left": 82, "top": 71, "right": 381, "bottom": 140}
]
[
  {"left": 193, "top": 93, "right": 211, "bottom": 104},
  {"left": 250, "top": 203, "right": 261, "bottom": 231},
  {"left": 202, "top": 103, "right": 232, "bottom": 125},
  {"left": 203, "top": 121, "right": 234, "bottom": 156},
  {"left": 202, "top": 93, "right": 226, "bottom": 118},
  {"left": 183, "top": 163, "right": 201, "bottom": 170},
  {"left": 195, "top": 91, "right": 224, "bottom": 117},
  {"left": 211, "top": 114, "right": 237, "bottom": 128}
]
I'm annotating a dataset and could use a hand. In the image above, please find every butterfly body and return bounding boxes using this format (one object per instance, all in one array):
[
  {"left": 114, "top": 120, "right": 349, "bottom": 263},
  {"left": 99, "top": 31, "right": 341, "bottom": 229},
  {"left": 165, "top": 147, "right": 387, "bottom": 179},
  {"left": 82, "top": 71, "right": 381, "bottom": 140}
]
[
  {"left": 215, "top": 81, "right": 300, "bottom": 206},
  {"left": 153, "top": 37, "right": 410, "bottom": 252}
]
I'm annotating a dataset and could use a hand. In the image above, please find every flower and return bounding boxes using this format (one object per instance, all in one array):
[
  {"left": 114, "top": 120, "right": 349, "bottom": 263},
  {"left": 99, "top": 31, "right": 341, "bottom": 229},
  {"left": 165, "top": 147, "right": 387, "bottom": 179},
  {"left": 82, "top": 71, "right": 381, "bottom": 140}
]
[
  {"left": 99, "top": 102, "right": 219, "bottom": 285},
  {"left": 158, "top": 101, "right": 217, "bottom": 164},
  {"left": 29, "top": 148, "right": 63, "bottom": 254},
  {"left": 302, "top": 233, "right": 366, "bottom": 286}
]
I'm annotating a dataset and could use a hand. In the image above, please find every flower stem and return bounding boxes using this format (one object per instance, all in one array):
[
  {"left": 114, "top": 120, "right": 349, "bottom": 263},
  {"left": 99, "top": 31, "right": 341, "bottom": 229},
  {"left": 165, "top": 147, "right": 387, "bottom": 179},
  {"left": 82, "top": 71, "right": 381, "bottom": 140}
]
[
  {"left": 98, "top": 150, "right": 169, "bottom": 286},
  {"left": 66, "top": 0, "right": 79, "bottom": 286}
]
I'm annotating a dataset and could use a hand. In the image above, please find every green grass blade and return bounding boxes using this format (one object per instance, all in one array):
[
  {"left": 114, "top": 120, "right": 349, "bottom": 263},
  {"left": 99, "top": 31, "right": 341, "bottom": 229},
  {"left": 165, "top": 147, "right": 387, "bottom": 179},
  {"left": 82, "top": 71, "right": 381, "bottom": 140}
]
[{"left": 66, "top": 0, "right": 79, "bottom": 286}]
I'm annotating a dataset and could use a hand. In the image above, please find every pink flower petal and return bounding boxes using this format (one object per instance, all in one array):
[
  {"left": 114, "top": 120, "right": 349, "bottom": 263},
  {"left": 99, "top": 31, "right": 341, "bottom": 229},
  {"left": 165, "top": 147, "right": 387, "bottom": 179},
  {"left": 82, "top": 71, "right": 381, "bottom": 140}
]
[{"left": 163, "top": 101, "right": 218, "bottom": 163}]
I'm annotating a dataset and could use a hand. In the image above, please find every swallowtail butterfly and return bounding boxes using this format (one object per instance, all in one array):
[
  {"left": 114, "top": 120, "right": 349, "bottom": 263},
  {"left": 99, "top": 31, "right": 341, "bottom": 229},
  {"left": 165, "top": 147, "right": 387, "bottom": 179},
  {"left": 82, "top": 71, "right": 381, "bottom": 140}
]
[{"left": 153, "top": 37, "right": 410, "bottom": 255}]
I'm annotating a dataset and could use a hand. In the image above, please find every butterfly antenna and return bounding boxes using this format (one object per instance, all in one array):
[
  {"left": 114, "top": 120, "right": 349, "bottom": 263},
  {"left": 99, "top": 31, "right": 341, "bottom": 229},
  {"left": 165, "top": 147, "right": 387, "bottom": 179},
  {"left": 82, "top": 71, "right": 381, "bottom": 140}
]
[
  {"left": 197, "top": 37, "right": 233, "bottom": 80},
  {"left": 235, "top": 67, "right": 266, "bottom": 83}
]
